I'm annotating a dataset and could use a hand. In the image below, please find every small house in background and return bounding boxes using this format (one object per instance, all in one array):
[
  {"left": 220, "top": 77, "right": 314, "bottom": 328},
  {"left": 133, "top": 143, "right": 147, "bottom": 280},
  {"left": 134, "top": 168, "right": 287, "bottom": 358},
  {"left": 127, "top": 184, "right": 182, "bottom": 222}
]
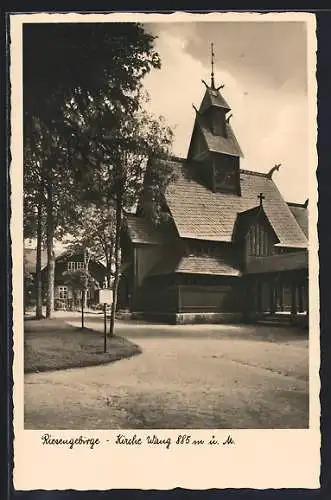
[{"left": 24, "top": 248, "right": 107, "bottom": 311}]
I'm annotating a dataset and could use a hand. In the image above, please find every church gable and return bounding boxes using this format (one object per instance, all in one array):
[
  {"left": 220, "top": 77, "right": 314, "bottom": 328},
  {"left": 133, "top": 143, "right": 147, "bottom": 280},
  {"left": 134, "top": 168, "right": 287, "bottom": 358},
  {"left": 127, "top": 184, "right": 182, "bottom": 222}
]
[
  {"left": 244, "top": 208, "right": 279, "bottom": 257},
  {"left": 233, "top": 204, "right": 279, "bottom": 261}
]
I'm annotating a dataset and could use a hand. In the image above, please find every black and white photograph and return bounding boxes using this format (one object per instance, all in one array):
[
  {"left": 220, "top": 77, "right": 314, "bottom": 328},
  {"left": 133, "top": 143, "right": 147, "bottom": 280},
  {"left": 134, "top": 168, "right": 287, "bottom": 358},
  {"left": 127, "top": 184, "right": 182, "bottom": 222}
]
[{"left": 11, "top": 11, "right": 319, "bottom": 490}]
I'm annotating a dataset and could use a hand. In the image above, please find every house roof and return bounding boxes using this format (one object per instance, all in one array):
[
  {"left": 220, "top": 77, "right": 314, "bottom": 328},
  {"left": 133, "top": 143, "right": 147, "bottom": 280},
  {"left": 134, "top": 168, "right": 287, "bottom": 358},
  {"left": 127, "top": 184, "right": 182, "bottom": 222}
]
[
  {"left": 288, "top": 203, "right": 308, "bottom": 238},
  {"left": 149, "top": 253, "right": 242, "bottom": 278},
  {"left": 161, "top": 158, "right": 308, "bottom": 248},
  {"left": 196, "top": 114, "right": 244, "bottom": 158},
  {"left": 24, "top": 247, "right": 107, "bottom": 275},
  {"left": 24, "top": 248, "right": 48, "bottom": 274},
  {"left": 126, "top": 214, "right": 169, "bottom": 244}
]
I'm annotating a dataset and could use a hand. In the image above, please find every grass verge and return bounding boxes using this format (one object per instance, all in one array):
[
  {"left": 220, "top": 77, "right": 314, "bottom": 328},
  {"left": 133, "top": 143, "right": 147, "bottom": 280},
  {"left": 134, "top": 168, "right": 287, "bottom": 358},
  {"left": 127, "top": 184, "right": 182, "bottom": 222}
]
[{"left": 24, "top": 318, "right": 142, "bottom": 373}]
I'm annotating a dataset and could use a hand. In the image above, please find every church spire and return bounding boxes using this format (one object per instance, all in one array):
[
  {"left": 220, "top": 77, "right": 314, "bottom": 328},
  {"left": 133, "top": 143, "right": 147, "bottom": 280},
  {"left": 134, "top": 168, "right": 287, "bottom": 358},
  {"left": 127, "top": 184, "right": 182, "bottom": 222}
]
[{"left": 211, "top": 42, "right": 215, "bottom": 89}]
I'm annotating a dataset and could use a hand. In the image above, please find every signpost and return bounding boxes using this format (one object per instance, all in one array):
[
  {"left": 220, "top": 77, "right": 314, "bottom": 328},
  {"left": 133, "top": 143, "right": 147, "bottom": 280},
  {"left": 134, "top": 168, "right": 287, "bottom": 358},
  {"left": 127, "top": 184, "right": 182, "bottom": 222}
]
[
  {"left": 81, "top": 289, "right": 85, "bottom": 329},
  {"left": 103, "top": 303, "right": 107, "bottom": 353},
  {"left": 99, "top": 289, "right": 113, "bottom": 353}
]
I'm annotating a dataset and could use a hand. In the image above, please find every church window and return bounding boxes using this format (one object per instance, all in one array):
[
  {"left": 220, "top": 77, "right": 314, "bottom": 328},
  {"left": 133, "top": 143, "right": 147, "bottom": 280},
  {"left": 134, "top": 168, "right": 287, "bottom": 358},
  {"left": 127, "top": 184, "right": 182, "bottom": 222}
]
[{"left": 247, "top": 222, "right": 274, "bottom": 256}]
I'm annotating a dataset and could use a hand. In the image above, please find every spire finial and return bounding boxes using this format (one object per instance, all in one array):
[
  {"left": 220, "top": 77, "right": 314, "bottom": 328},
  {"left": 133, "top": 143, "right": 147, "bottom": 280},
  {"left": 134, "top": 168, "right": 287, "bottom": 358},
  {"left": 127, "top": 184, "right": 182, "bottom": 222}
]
[{"left": 211, "top": 42, "right": 215, "bottom": 89}]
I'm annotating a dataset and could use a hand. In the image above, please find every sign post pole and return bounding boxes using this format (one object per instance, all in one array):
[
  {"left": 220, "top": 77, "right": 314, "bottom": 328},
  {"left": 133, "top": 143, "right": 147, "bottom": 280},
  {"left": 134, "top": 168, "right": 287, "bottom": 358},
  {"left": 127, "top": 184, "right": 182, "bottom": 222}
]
[
  {"left": 81, "top": 289, "right": 84, "bottom": 329},
  {"left": 103, "top": 302, "right": 107, "bottom": 353},
  {"left": 99, "top": 289, "right": 113, "bottom": 353}
]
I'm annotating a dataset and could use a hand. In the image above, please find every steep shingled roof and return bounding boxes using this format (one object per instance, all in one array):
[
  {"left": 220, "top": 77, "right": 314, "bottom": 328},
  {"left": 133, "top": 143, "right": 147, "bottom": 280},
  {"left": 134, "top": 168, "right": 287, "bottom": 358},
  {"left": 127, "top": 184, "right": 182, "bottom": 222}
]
[
  {"left": 197, "top": 114, "right": 244, "bottom": 157},
  {"left": 161, "top": 159, "right": 308, "bottom": 248},
  {"left": 288, "top": 203, "right": 308, "bottom": 238},
  {"left": 126, "top": 214, "right": 170, "bottom": 244}
]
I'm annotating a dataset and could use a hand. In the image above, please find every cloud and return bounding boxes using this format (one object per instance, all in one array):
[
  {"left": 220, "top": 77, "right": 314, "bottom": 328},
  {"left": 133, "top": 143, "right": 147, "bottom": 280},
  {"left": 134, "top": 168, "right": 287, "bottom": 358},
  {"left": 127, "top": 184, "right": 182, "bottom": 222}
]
[{"left": 143, "top": 21, "right": 310, "bottom": 203}]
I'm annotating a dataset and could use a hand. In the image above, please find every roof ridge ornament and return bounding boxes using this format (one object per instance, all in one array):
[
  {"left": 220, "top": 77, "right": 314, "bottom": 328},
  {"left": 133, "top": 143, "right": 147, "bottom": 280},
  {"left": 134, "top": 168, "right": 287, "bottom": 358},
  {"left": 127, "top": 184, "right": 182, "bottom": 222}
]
[
  {"left": 267, "top": 163, "right": 281, "bottom": 179},
  {"left": 192, "top": 104, "right": 200, "bottom": 114}
]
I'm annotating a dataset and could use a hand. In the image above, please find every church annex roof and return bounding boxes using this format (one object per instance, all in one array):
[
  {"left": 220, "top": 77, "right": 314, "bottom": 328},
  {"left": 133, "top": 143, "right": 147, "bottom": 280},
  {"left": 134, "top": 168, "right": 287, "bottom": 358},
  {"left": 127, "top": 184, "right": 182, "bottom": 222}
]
[
  {"left": 149, "top": 253, "right": 242, "bottom": 278},
  {"left": 159, "top": 158, "right": 308, "bottom": 248},
  {"left": 245, "top": 250, "right": 308, "bottom": 274},
  {"left": 126, "top": 214, "right": 169, "bottom": 244}
]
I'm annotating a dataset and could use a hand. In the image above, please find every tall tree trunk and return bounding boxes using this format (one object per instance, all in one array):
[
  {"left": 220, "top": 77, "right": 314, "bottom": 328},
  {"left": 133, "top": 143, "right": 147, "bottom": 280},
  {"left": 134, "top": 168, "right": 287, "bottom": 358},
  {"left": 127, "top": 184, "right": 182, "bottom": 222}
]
[
  {"left": 109, "top": 195, "right": 122, "bottom": 337},
  {"left": 46, "top": 181, "right": 55, "bottom": 319},
  {"left": 105, "top": 253, "right": 112, "bottom": 289},
  {"left": 35, "top": 194, "right": 43, "bottom": 319}
]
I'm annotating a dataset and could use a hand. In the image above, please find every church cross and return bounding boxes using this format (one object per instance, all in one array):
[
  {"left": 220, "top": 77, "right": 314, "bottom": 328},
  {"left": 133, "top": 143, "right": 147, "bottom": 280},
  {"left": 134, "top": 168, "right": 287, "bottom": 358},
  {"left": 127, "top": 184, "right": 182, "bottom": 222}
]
[
  {"left": 211, "top": 42, "right": 215, "bottom": 89},
  {"left": 258, "top": 192, "right": 265, "bottom": 206}
]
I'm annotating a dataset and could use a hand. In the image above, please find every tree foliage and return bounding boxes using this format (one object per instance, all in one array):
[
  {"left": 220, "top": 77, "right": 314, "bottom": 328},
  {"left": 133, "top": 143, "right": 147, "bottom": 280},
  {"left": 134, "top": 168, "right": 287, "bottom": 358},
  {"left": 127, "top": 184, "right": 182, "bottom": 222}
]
[
  {"left": 23, "top": 22, "right": 165, "bottom": 319},
  {"left": 23, "top": 22, "right": 175, "bottom": 326},
  {"left": 24, "top": 23, "right": 160, "bottom": 132},
  {"left": 64, "top": 204, "right": 116, "bottom": 288}
]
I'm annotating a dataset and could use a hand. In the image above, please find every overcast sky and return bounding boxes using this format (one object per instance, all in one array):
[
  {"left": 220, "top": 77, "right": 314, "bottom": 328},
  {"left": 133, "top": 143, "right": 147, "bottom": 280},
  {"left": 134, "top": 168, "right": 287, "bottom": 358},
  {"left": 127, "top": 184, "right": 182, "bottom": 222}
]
[{"left": 143, "top": 21, "right": 311, "bottom": 203}]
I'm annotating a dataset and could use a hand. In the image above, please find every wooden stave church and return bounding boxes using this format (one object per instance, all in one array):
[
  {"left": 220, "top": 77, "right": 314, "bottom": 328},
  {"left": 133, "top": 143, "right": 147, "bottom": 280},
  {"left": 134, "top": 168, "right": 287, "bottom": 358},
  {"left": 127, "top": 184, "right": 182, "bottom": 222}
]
[{"left": 120, "top": 71, "right": 309, "bottom": 325}]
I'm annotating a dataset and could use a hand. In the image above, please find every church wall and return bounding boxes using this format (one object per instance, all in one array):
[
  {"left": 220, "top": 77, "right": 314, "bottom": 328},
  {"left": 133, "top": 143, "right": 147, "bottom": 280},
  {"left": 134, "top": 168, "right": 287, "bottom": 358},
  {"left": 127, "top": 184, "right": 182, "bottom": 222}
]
[
  {"left": 133, "top": 281, "right": 178, "bottom": 318},
  {"left": 133, "top": 273, "right": 242, "bottom": 323},
  {"left": 131, "top": 272, "right": 242, "bottom": 322},
  {"left": 134, "top": 244, "right": 164, "bottom": 288},
  {"left": 178, "top": 281, "right": 241, "bottom": 314}
]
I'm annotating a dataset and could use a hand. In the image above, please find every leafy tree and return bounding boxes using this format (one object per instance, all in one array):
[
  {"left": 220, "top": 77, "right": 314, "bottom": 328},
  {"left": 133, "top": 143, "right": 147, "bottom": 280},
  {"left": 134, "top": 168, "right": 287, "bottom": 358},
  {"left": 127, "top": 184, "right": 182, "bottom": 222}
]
[
  {"left": 106, "top": 109, "right": 174, "bottom": 337},
  {"left": 24, "top": 116, "right": 81, "bottom": 319},
  {"left": 23, "top": 22, "right": 162, "bottom": 319},
  {"left": 65, "top": 204, "right": 116, "bottom": 289},
  {"left": 61, "top": 268, "right": 98, "bottom": 308},
  {"left": 75, "top": 97, "right": 174, "bottom": 335},
  {"left": 23, "top": 23, "right": 160, "bottom": 131}
]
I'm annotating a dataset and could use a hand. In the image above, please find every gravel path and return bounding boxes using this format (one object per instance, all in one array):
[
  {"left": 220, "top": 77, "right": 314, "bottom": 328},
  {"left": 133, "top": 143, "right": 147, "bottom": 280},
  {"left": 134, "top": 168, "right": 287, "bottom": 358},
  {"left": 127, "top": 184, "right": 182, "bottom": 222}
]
[{"left": 25, "top": 319, "right": 308, "bottom": 429}]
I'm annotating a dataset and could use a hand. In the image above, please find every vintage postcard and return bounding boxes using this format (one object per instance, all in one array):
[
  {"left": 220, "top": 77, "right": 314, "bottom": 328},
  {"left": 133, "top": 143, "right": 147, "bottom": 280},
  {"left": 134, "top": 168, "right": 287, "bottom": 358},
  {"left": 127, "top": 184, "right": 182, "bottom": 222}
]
[{"left": 10, "top": 11, "right": 320, "bottom": 490}]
